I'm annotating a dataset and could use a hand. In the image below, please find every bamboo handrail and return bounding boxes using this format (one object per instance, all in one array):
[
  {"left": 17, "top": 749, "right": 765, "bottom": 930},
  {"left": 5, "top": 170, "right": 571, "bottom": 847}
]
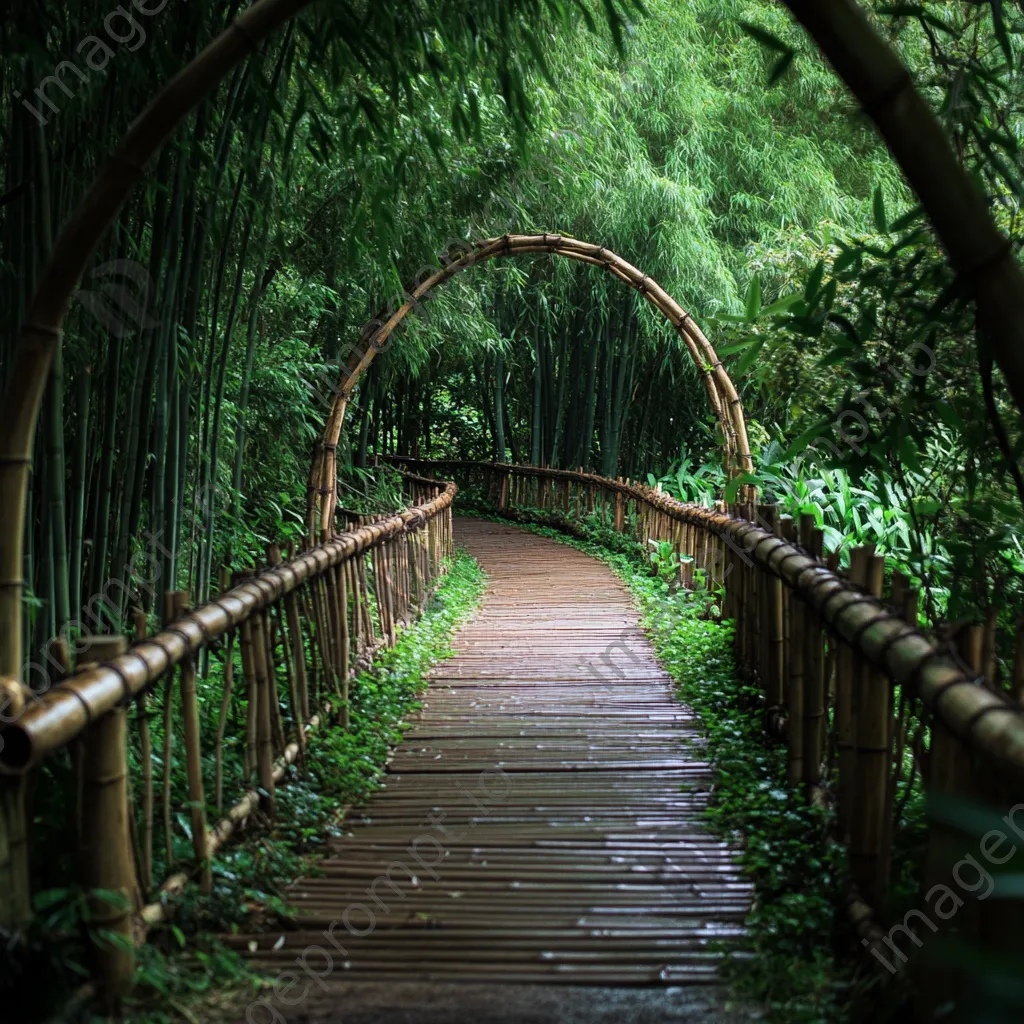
[
  {"left": 0, "top": 478, "right": 455, "bottom": 774},
  {"left": 393, "top": 457, "right": 1024, "bottom": 786}
]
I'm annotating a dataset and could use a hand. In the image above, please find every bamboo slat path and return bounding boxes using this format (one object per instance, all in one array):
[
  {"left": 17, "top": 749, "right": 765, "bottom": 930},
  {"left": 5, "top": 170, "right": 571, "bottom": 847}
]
[
  {"left": 391, "top": 458, "right": 1024, "bottom": 1019},
  {"left": 229, "top": 518, "right": 750, "bottom": 992}
]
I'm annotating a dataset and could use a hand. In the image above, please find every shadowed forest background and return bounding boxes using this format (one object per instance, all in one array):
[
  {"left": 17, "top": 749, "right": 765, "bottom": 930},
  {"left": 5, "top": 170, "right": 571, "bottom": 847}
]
[
  {"left": 7, "top": 0, "right": 1024, "bottom": 643},
  {"left": 4, "top": 1, "right": 1024, "bottom": 1021}
]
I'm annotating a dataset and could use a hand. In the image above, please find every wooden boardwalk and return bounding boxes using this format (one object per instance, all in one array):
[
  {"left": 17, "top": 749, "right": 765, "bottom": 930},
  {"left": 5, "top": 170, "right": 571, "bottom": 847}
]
[{"left": 234, "top": 518, "right": 749, "bottom": 1012}]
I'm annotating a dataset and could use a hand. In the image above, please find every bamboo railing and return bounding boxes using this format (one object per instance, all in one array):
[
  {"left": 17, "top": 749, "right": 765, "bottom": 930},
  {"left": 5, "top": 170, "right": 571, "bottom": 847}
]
[
  {"left": 394, "top": 457, "right": 1024, "bottom": 1006},
  {"left": 0, "top": 471, "right": 454, "bottom": 1009}
]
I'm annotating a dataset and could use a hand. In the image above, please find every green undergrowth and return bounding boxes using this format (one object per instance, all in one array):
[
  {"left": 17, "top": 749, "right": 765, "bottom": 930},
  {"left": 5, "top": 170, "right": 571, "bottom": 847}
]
[
  {"left": 16, "top": 550, "right": 486, "bottom": 1024},
  {"left": 458, "top": 503, "right": 903, "bottom": 1023}
]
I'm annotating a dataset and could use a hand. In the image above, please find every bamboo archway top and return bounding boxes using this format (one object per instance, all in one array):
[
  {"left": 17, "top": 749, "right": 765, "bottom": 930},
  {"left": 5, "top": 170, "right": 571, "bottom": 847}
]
[{"left": 310, "top": 232, "right": 753, "bottom": 541}]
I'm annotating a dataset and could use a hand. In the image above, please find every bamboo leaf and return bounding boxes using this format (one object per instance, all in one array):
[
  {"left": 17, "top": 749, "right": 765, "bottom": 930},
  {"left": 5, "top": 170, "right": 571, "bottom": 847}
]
[
  {"left": 739, "top": 21, "right": 792, "bottom": 53},
  {"left": 872, "top": 186, "right": 889, "bottom": 235},
  {"left": 745, "top": 276, "right": 762, "bottom": 321}
]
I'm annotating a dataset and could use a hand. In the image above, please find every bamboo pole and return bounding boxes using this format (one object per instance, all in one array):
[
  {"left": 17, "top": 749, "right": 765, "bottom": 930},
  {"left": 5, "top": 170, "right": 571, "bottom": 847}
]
[
  {"left": 1012, "top": 616, "right": 1024, "bottom": 703},
  {"left": 837, "top": 548, "right": 868, "bottom": 842},
  {"left": 765, "top": 507, "right": 784, "bottom": 727},
  {"left": 851, "top": 554, "right": 892, "bottom": 911},
  {"left": 785, "top": 517, "right": 808, "bottom": 787},
  {"left": 213, "top": 569, "right": 235, "bottom": 813},
  {"left": 133, "top": 609, "right": 153, "bottom": 894},
  {"left": 249, "top": 611, "right": 276, "bottom": 818},
  {"left": 170, "top": 591, "right": 211, "bottom": 893},
  {"left": 77, "top": 635, "right": 136, "bottom": 1010},
  {"left": 236, "top": 577, "right": 259, "bottom": 785},
  {"left": 803, "top": 524, "right": 826, "bottom": 788},
  {"left": 337, "top": 561, "right": 350, "bottom": 728}
]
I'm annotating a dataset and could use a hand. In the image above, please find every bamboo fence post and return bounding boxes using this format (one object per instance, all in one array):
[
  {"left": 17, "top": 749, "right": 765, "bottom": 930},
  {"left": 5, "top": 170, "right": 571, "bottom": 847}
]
[
  {"left": 77, "top": 634, "right": 136, "bottom": 1009},
  {"left": 263, "top": 604, "right": 287, "bottom": 752},
  {"left": 765, "top": 507, "right": 784, "bottom": 729},
  {"left": 891, "top": 582, "right": 918, "bottom": 798},
  {"left": 915, "top": 624, "right": 984, "bottom": 1017},
  {"left": 735, "top": 511, "right": 750, "bottom": 675},
  {"left": 851, "top": 554, "right": 892, "bottom": 911},
  {"left": 756, "top": 504, "right": 775, "bottom": 694},
  {"left": 712, "top": 500, "right": 727, "bottom": 595},
  {"left": 239, "top": 620, "right": 258, "bottom": 785},
  {"left": 160, "top": 591, "right": 177, "bottom": 869},
  {"left": 133, "top": 609, "right": 153, "bottom": 895},
  {"left": 803, "top": 524, "right": 826, "bottom": 788},
  {"left": 360, "top": 551, "right": 376, "bottom": 645},
  {"left": 0, "top": 767, "right": 29, "bottom": 925},
  {"left": 214, "top": 567, "right": 236, "bottom": 814},
  {"left": 170, "top": 591, "right": 211, "bottom": 893},
  {"left": 272, "top": 601, "right": 304, "bottom": 763},
  {"left": 838, "top": 546, "right": 869, "bottom": 842},
  {"left": 337, "top": 559, "right": 350, "bottom": 729},
  {"left": 1012, "top": 616, "right": 1024, "bottom": 702},
  {"left": 785, "top": 516, "right": 804, "bottom": 785},
  {"left": 982, "top": 605, "right": 999, "bottom": 689},
  {"left": 250, "top": 610, "right": 277, "bottom": 818},
  {"left": 345, "top": 558, "right": 362, "bottom": 653},
  {"left": 824, "top": 551, "right": 841, "bottom": 710},
  {"left": 324, "top": 552, "right": 345, "bottom": 685}
]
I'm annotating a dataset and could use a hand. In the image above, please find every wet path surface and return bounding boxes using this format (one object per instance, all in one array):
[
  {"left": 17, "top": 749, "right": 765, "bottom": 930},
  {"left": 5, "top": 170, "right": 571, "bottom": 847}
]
[{"left": 232, "top": 518, "right": 751, "bottom": 1020}]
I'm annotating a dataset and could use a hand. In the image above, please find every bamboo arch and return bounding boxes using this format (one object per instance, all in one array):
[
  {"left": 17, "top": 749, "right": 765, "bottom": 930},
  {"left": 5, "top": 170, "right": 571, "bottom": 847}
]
[{"left": 307, "top": 233, "right": 754, "bottom": 542}]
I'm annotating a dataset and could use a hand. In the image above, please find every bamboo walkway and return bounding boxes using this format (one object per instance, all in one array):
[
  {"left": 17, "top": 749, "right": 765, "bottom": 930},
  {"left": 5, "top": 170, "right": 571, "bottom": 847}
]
[{"left": 232, "top": 518, "right": 750, "bottom": 1017}]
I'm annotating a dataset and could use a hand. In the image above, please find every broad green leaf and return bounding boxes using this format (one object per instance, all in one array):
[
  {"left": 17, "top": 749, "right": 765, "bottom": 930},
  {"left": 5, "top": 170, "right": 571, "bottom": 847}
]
[{"left": 745, "top": 276, "right": 762, "bottom": 321}]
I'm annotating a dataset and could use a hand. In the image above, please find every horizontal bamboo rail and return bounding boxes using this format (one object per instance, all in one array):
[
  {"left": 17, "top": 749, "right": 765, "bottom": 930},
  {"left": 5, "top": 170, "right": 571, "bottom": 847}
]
[
  {"left": 0, "top": 471, "right": 455, "bottom": 1008},
  {"left": 393, "top": 457, "right": 1024, "bottom": 786},
  {"left": 0, "top": 476, "right": 455, "bottom": 773}
]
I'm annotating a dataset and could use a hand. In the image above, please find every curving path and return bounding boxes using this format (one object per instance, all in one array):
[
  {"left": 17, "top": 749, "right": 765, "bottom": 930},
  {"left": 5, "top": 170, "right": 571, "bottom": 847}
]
[{"left": 233, "top": 519, "right": 752, "bottom": 1022}]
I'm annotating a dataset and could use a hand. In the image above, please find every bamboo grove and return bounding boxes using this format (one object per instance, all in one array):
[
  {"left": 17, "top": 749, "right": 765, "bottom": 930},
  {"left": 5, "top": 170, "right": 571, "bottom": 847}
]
[{"left": 6, "top": 0, "right": 1024, "bottom": 1020}]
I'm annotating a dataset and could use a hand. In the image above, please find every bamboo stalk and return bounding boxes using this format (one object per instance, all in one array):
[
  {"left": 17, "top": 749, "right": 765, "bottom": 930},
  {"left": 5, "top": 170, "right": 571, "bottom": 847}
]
[
  {"left": 262, "top": 608, "right": 286, "bottom": 755},
  {"left": 765, "top": 507, "right": 784, "bottom": 726},
  {"left": 803, "top": 524, "right": 826, "bottom": 788},
  {"left": 250, "top": 610, "right": 276, "bottom": 818},
  {"left": 1012, "top": 615, "right": 1024, "bottom": 703},
  {"left": 835, "top": 548, "right": 864, "bottom": 843},
  {"left": 338, "top": 561, "right": 350, "bottom": 729}
]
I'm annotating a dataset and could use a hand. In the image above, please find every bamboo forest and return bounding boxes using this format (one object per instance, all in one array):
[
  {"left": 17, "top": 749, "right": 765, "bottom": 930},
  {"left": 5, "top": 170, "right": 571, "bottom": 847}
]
[{"left": 4, "top": 1, "right": 1024, "bottom": 1021}]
